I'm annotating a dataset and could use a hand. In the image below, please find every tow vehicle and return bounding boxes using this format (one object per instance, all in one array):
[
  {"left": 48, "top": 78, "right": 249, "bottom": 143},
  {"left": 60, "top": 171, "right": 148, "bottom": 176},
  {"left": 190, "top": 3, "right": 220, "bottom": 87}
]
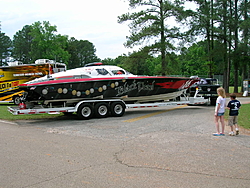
[{"left": 188, "top": 78, "right": 220, "bottom": 105}]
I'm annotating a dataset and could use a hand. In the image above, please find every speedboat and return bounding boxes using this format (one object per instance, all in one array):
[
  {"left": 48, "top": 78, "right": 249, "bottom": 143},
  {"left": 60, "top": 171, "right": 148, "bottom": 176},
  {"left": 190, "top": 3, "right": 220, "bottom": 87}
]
[{"left": 19, "top": 63, "right": 199, "bottom": 106}]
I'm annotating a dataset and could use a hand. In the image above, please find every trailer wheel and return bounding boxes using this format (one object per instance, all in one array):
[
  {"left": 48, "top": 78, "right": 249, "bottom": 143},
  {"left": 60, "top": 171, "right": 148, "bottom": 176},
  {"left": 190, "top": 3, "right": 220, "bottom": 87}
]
[
  {"left": 13, "top": 96, "right": 21, "bottom": 105},
  {"left": 94, "top": 102, "right": 109, "bottom": 118},
  {"left": 110, "top": 102, "right": 125, "bottom": 117},
  {"left": 77, "top": 103, "right": 93, "bottom": 119}
]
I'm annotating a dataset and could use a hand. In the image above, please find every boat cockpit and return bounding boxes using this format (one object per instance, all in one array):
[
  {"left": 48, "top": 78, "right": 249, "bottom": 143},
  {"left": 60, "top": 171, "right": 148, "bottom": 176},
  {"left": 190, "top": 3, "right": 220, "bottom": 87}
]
[{"left": 24, "top": 64, "right": 134, "bottom": 85}]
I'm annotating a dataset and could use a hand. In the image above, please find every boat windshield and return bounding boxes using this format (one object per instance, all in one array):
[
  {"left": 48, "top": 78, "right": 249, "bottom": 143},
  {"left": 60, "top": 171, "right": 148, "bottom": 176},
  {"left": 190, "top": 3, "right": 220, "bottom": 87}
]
[
  {"left": 96, "top": 68, "right": 110, "bottom": 75},
  {"left": 91, "top": 65, "right": 133, "bottom": 76},
  {"left": 95, "top": 68, "right": 126, "bottom": 76},
  {"left": 111, "top": 70, "right": 126, "bottom": 75}
]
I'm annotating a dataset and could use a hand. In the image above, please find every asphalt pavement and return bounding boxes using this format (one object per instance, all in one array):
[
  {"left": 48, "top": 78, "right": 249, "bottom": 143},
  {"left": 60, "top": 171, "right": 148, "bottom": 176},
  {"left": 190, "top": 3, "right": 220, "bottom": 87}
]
[{"left": 0, "top": 97, "right": 250, "bottom": 188}]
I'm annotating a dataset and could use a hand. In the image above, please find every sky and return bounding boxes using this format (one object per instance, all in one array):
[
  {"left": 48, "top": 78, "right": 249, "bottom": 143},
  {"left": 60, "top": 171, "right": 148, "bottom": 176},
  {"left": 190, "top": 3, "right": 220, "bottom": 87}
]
[{"left": 0, "top": 0, "right": 132, "bottom": 60}]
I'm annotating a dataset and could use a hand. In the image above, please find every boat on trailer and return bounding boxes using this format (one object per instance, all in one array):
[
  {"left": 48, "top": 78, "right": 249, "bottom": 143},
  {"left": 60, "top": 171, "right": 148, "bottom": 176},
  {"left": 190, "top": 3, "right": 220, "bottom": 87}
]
[
  {"left": 7, "top": 63, "right": 207, "bottom": 119},
  {"left": 19, "top": 62, "right": 199, "bottom": 107}
]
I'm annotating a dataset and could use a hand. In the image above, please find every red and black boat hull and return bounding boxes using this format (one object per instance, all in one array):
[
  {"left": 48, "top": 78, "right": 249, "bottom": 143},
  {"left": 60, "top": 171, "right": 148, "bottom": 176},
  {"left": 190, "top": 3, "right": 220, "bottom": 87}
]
[{"left": 19, "top": 76, "right": 198, "bottom": 104}]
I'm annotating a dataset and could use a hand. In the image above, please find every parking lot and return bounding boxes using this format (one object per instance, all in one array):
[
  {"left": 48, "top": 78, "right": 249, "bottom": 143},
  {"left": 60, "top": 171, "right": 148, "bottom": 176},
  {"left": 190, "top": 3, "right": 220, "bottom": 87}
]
[{"left": 1, "top": 98, "right": 250, "bottom": 188}]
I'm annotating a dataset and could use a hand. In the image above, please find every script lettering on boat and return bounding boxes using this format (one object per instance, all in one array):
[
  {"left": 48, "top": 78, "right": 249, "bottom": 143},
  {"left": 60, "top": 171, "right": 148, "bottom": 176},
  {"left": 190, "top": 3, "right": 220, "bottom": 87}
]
[
  {"left": 137, "top": 81, "right": 155, "bottom": 92},
  {"left": 115, "top": 80, "right": 155, "bottom": 96}
]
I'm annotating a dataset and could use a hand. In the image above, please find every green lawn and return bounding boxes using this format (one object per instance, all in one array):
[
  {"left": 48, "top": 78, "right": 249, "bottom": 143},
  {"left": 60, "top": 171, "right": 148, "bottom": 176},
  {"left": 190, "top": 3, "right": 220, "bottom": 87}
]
[{"left": 229, "top": 86, "right": 242, "bottom": 93}]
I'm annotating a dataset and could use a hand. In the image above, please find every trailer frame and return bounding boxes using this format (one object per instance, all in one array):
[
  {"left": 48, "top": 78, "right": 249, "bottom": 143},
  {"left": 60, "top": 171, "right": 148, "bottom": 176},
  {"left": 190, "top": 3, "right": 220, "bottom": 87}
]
[{"left": 8, "top": 95, "right": 208, "bottom": 119}]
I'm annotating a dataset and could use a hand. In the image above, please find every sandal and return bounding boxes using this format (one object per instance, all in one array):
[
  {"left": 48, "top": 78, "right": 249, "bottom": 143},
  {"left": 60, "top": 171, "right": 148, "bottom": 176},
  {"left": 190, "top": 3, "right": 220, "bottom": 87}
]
[{"left": 213, "top": 133, "right": 221, "bottom": 136}]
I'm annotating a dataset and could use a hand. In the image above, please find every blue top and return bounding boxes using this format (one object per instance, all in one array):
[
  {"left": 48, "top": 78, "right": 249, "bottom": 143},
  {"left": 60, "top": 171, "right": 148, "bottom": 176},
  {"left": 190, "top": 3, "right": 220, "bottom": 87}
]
[{"left": 227, "top": 99, "right": 241, "bottom": 116}]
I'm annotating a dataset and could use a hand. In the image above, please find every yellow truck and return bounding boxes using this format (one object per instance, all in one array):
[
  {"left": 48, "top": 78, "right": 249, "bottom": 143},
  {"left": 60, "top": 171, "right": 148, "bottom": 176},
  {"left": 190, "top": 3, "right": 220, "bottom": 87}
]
[{"left": 0, "top": 59, "right": 66, "bottom": 104}]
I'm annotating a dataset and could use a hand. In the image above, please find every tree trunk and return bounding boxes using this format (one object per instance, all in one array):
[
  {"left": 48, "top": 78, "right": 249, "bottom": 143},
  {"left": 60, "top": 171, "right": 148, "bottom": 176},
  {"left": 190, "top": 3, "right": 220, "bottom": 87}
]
[
  {"left": 159, "top": 0, "right": 166, "bottom": 76},
  {"left": 222, "top": 0, "right": 229, "bottom": 92},
  {"left": 233, "top": 0, "right": 239, "bottom": 93},
  {"left": 241, "top": 0, "right": 250, "bottom": 92}
]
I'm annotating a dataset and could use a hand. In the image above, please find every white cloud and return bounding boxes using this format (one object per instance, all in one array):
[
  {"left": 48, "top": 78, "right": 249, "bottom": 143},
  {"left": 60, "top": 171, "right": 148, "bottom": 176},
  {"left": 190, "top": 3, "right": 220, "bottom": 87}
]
[{"left": 0, "top": 0, "right": 132, "bottom": 59}]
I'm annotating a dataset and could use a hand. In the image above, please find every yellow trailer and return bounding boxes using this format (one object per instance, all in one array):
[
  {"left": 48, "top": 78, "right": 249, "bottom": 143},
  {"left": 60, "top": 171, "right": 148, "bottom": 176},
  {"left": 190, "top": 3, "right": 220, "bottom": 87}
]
[{"left": 0, "top": 59, "right": 66, "bottom": 104}]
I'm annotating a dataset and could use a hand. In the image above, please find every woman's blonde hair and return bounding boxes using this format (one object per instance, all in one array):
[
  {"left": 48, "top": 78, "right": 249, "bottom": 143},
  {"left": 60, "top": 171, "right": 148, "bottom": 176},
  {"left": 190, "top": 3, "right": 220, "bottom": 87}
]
[{"left": 217, "top": 87, "right": 226, "bottom": 98}]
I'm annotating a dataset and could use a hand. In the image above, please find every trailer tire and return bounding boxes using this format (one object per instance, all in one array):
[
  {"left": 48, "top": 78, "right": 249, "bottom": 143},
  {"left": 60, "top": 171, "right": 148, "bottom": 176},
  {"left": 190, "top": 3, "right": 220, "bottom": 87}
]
[
  {"left": 94, "top": 102, "right": 109, "bottom": 118},
  {"left": 110, "top": 102, "right": 125, "bottom": 117},
  {"left": 13, "top": 96, "right": 21, "bottom": 105},
  {"left": 77, "top": 103, "right": 93, "bottom": 119}
]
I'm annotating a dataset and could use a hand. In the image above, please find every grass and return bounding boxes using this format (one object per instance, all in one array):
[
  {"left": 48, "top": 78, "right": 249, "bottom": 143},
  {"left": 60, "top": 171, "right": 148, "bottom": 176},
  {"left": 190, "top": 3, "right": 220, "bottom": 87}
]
[
  {"left": 0, "top": 104, "right": 63, "bottom": 121},
  {"left": 224, "top": 103, "right": 250, "bottom": 130},
  {"left": 229, "top": 86, "right": 241, "bottom": 93}
]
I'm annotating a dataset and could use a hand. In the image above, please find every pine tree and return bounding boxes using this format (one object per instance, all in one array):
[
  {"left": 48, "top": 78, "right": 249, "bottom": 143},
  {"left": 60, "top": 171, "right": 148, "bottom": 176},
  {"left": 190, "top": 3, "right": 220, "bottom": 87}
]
[{"left": 118, "top": 0, "right": 188, "bottom": 75}]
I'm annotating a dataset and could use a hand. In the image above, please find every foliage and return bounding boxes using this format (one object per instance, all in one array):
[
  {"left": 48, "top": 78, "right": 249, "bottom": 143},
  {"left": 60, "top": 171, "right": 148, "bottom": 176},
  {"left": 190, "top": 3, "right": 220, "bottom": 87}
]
[
  {"left": 122, "top": 51, "right": 151, "bottom": 75},
  {"left": 11, "top": 21, "right": 99, "bottom": 66},
  {"left": 12, "top": 21, "right": 70, "bottom": 64},
  {"left": 179, "top": 40, "right": 225, "bottom": 76},
  {"left": 145, "top": 56, "right": 162, "bottom": 76},
  {"left": 12, "top": 25, "right": 33, "bottom": 64},
  {"left": 0, "top": 31, "right": 12, "bottom": 66},
  {"left": 29, "top": 21, "right": 70, "bottom": 64},
  {"left": 118, "top": 0, "right": 190, "bottom": 75},
  {"left": 102, "top": 54, "right": 128, "bottom": 67},
  {"left": 179, "top": 44, "right": 207, "bottom": 76},
  {"left": 67, "top": 37, "right": 100, "bottom": 69},
  {"left": 188, "top": 0, "right": 250, "bottom": 92}
]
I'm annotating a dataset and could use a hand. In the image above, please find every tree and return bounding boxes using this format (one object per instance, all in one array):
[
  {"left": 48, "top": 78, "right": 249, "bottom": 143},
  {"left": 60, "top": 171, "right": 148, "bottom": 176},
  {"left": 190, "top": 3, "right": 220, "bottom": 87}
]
[
  {"left": 145, "top": 56, "right": 162, "bottom": 75},
  {"left": 0, "top": 28, "right": 12, "bottom": 66},
  {"left": 180, "top": 43, "right": 208, "bottom": 76},
  {"left": 239, "top": 0, "right": 250, "bottom": 90},
  {"left": 67, "top": 37, "right": 80, "bottom": 69},
  {"left": 102, "top": 55, "right": 128, "bottom": 67},
  {"left": 12, "top": 21, "right": 70, "bottom": 64},
  {"left": 118, "top": 0, "right": 189, "bottom": 75},
  {"left": 122, "top": 51, "right": 151, "bottom": 75},
  {"left": 67, "top": 37, "right": 100, "bottom": 69},
  {"left": 12, "top": 25, "right": 33, "bottom": 64},
  {"left": 186, "top": 0, "right": 218, "bottom": 77},
  {"left": 12, "top": 21, "right": 100, "bottom": 67},
  {"left": 75, "top": 39, "right": 99, "bottom": 66},
  {"left": 189, "top": 0, "right": 250, "bottom": 92},
  {"left": 179, "top": 40, "right": 224, "bottom": 76},
  {"left": 220, "top": 0, "right": 250, "bottom": 92},
  {"left": 29, "top": 21, "right": 70, "bottom": 64}
]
